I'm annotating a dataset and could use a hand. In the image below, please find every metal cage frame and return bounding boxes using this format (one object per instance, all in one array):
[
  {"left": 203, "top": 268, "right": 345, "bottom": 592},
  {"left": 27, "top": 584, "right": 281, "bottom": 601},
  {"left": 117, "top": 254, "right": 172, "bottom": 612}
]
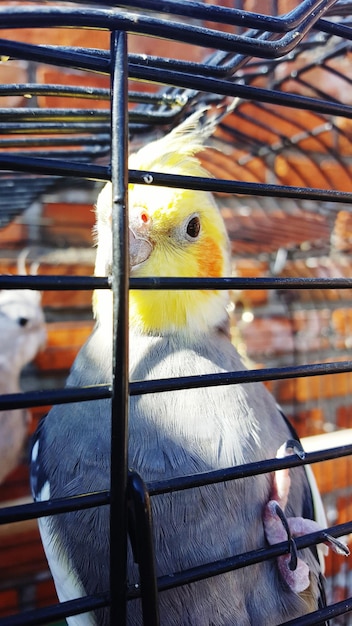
[{"left": 0, "top": 1, "right": 351, "bottom": 624}]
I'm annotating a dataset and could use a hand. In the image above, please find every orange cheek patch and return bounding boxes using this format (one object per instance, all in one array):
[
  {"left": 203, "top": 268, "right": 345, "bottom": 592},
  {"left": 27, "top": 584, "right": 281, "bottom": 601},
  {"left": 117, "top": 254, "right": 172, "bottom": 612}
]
[{"left": 197, "top": 236, "right": 223, "bottom": 277}]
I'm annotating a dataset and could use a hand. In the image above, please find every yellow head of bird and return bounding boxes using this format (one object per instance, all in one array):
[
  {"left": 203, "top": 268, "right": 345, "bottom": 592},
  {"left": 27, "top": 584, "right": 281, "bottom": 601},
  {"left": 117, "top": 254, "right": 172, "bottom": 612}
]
[{"left": 94, "top": 110, "right": 231, "bottom": 337}]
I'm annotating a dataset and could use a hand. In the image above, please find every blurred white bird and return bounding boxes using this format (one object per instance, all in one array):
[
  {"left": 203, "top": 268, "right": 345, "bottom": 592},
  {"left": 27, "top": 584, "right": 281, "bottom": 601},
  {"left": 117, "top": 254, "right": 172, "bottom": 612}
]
[{"left": 0, "top": 285, "right": 46, "bottom": 484}]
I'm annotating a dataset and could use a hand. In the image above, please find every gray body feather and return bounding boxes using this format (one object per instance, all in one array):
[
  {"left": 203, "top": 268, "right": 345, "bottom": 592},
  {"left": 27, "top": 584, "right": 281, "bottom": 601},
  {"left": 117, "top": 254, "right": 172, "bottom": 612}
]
[{"left": 32, "top": 323, "right": 322, "bottom": 625}]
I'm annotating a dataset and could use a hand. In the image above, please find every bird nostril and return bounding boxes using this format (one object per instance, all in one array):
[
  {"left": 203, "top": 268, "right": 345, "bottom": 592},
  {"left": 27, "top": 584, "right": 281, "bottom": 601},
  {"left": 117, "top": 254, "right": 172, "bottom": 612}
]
[{"left": 18, "top": 317, "right": 29, "bottom": 327}]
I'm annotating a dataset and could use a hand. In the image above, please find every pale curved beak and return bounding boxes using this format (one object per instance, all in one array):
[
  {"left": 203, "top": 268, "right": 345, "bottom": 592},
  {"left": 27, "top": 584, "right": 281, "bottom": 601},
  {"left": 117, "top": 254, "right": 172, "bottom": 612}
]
[{"left": 129, "top": 226, "right": 153, "bottom": 269}]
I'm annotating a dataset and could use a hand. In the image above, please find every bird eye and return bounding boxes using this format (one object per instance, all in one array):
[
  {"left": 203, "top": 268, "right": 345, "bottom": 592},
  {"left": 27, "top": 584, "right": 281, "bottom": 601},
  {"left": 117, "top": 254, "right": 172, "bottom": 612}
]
[
  {"left": 186, "top": 216, "right": 200, "bottom": 239},
  {"left": 18, "top": 317, "right": 28, "bottom": 327}
]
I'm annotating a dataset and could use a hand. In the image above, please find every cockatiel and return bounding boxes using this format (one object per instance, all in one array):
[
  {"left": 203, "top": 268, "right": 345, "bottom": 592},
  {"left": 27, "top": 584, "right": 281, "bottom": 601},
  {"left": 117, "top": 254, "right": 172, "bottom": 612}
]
[
  {"left": 0, "top": 287, "right": 46, "bottom": 484},
  {"left": 31, "top": 111, "right": 342, "bottom": 626}
]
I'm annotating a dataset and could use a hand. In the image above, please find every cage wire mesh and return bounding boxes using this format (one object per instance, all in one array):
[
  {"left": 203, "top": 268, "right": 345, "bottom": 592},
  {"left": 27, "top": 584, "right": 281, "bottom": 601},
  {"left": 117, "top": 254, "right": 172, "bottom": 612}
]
[{"left": 0, "top": 0, "right": 351, "bottom": 624}]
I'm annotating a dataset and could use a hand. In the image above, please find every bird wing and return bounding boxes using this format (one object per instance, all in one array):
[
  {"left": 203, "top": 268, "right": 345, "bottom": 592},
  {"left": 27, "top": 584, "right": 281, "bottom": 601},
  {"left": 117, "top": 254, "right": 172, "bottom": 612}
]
[{"left": 30, "top": 327, "right": 111, "bottom": 626}]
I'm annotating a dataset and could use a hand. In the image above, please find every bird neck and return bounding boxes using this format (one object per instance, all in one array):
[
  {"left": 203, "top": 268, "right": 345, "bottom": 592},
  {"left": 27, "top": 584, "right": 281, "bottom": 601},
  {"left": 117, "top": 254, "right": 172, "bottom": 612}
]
[
  {"left": 129, "top": 287, "right": 229, "bottom": 337},
  {"left": 93, "top": 287, "right": 230, "bottom": 338}
]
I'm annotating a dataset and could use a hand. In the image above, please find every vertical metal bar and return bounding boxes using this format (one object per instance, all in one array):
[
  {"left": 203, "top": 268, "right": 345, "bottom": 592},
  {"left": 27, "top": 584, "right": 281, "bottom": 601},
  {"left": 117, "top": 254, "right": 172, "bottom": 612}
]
[
  {"left": 127, "top": 471, "right": 160, "bottom": 624},
  {"left": 110, "top": 29, "right": 129, "bottom": 626}
]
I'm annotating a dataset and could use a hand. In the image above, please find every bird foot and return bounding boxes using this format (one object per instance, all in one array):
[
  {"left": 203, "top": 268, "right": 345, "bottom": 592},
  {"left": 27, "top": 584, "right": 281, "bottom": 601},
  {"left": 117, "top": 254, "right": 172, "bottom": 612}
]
[{"left": 263, "top": 440, "right": 350, "bottom": 593}]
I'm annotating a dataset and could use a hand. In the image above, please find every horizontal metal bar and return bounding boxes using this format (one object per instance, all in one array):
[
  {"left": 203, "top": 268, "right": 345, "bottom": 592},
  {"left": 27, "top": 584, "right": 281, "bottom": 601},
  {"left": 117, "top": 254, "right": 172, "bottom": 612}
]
[
  {"left": 2, "top": 155, "right": 352, "bottom": 204},
  {"left": 1, "top": 448, "right": 351, "bottom": 523},
  {"left": 57, "top": 0, "right": 333, "bottom": 33},
  {"left": 129, "top": 276, "right": 352, "bottom": 290},
  {"left": 129, "top": 89, "right": 183, "bottom": 106},
  {"left": 126, "top": 520, "right": 352, "bottom": 595},
  {"left": 1, "top": 361, "right": 350, "bottom": 410},
  {"left": 0, "top": 109, "right": 109, "bottom": 122},
  {"left": 128, "top": 64, "right": 352, "bottom": 118},
  {"left": 0, "top": 38, "right": 259, "bottom": 81},
  {"left": 0, "top": 97, "right": 181, "bottom": 126},
  {"left": 3, "top": 447, "right": 350, "bottom": 524},
  {"left": 0, "top": 82, "right": 170, "bottom": 106},
  {"left": 0, "top": 385, "right": 111, "bottom": 411},
  {"left": 147, "top": 444, "right": 352, "bottom": 495},
  {"left": 0, "top": 39, "right": 223, "bottom": 80},
  {"left": 1, "top": 360, "right": 351, "bottom": 411},
  {"left": 0, "top": 38, "right": 110, "bottom": 74},
  {"left": 315, "top": 16, "right": 352, "bottom": 41},
  {"left": 0, "top": 275, "right": 110, "bottom": 290},
  {"left": 0, "top": 148, "right": 107, "bottom": 160},
  {"left": 0, "top": 492, "right": 110, "bottom": 525},
  {"left": 0, "top": 592, "right": 110, "bottom": 626},
  {"left": 0, "top": 39, "right": 220, "bottom": 79},
  {"left": 129, "top": 51, "right": 241, "bottom": 79},
  {"left": 0, "top": 5, "right": 336, "bottom": 59},
  {"left": 130, "top": 360, "right": 352, "bottom": 396},
  {"left": 0, "top": 122, "right": 110, "bottom": 135},
  {"left": 129, "top": 168, "right": 352, "bottom": 200},
  {"left": 282, "top": 597, "right": 352, "bottom": 625},
  {"left": 0, "top": 134, "right": 110, "bottom": 148},
  {"left": 0, "top": 275, "right": 351, "bottom": 292},
  {"left": 0, "top": 154, "right": 109, "bottom": 180},
  {"left": 0, "top": 83, "right": 110, "bottom": 100}
]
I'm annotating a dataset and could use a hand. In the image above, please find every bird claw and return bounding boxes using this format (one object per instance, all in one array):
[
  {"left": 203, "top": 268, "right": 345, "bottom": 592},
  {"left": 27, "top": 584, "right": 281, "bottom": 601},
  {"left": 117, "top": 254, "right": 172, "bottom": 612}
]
[
  {"left": 288, "top": 538, "right": 298, "bottom": 572},
  {"left": 275, "top": 503, "right": 298, "bottom": 571},
  {"left": 322, "top": 532, "right": 350, "bottom": 557},
  {"left": 264, "top": 440, "right": 350, "bottom": 593},
  {"left": 280, "top": 439, "right": 306, "bottom": 460}
]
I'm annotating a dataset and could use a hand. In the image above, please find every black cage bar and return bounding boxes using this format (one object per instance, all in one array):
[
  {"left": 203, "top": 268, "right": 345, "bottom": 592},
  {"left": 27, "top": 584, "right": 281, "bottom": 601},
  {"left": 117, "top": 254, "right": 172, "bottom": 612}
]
[{"left": 0, "top": 1, "right": 351, "bottom": 625}]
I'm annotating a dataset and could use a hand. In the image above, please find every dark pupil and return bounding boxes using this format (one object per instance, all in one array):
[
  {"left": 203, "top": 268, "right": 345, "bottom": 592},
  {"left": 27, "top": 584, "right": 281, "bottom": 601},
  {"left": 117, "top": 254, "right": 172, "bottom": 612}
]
[{"left": 187, "top": 216, "right": 200, "bottom": 238}]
